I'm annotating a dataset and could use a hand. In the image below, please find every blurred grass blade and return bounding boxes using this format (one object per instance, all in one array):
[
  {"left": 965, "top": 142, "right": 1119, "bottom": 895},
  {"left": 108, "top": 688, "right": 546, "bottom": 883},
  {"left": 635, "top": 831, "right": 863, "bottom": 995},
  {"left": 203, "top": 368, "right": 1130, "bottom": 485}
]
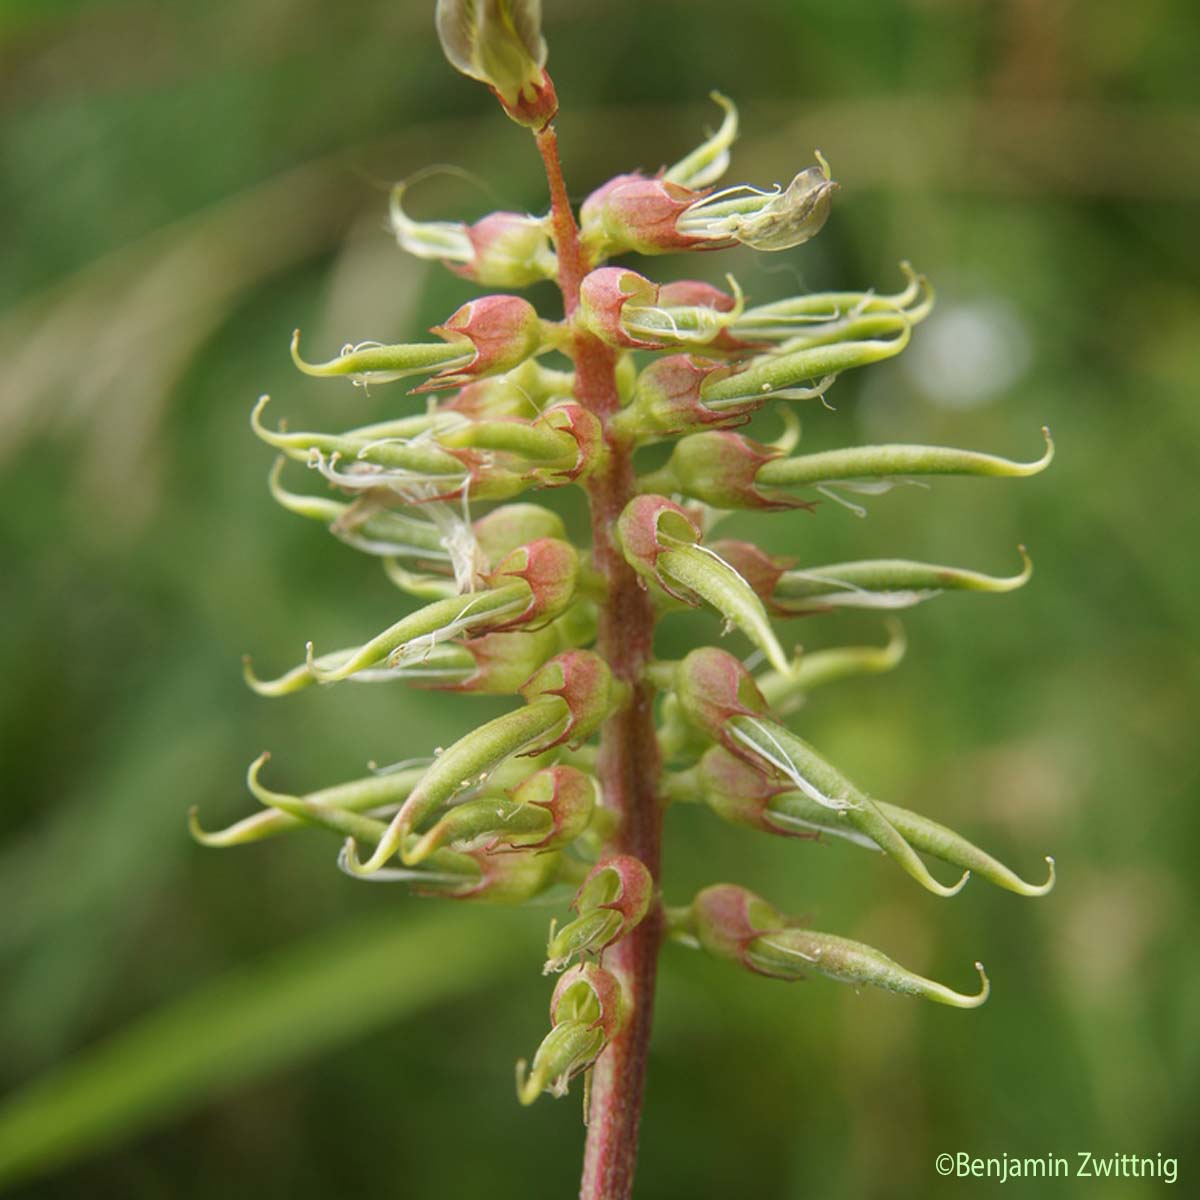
[{"left": 0, "top": 907, "right": 514, "bottom": 1192}]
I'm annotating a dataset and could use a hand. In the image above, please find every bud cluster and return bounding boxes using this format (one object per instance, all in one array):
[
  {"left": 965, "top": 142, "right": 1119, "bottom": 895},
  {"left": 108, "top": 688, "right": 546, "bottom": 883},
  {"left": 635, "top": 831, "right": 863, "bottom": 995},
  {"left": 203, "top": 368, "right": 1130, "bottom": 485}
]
[{"left": 193, "top": 0, "right": 1056, "bottom": 1163}]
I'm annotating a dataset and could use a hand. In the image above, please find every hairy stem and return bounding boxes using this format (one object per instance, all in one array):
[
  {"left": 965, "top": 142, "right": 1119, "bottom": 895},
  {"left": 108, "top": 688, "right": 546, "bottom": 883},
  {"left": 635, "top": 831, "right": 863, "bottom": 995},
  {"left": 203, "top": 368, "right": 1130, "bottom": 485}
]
[{"left": 537, "top": 116, "right": 663, "bottom": 1200}]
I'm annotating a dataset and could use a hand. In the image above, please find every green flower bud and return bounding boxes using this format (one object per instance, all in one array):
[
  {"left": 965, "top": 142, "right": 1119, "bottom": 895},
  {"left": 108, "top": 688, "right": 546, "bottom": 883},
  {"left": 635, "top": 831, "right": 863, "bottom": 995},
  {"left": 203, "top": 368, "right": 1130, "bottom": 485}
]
[
  {"left": 346, "top": 692, "right": 573, "bottom": 874},
  {"left": 721, "top": 713, "right": 969, "bottom": 898},
  {"left": 693, "top": 746, "right": 1055, "bottom": 898},
  {"left": 616, "top": 496, "right": 791, "bottom": 673},
  {"left": 266, "top": 458, "right": 455, "bottom": 561},
  {"left": 406, "top": 764, "right": 596, "bottom": 863},
  {"left": 516, "top": 963, "right": 628, "bottom": 1104},
  {"left": 289, "top": 330, "right": 473, "bottom": 387},
  {"left": 770, "top": 550, "right": 1033, "bottom": 613},
  {"left": 699, "top": 323, "right": 911, "bottom": 408},
  {"left": 389, "top": 183, "right": 557, "bottom": 286},
  {"left": 242, "top": 583, "right": 530, "bottom": 695},
  {"left": 545, "top": 855, "right": 654, "bottom": 973},
  {"left": 754, "top": 429, "right": 1054, "bottom": 502},
  {"left": 729, "top": 263, "right": 928, "bottom": 345},
  {"left": 686, "top": 884, "right": 990, "bottom": 1007},
  {"left": 189, "top": 757, "right": 429, "bottom": 848}
]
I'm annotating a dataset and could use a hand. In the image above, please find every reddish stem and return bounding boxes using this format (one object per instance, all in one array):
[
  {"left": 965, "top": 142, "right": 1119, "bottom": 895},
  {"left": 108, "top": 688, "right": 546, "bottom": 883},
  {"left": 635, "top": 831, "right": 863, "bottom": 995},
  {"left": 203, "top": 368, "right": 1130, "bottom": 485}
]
[
  {"left": 536, "top": 126, "right": 586, "bottom": 315},
  {"left": 536, "top": 118, "right": 663, "bottom": 1200}
]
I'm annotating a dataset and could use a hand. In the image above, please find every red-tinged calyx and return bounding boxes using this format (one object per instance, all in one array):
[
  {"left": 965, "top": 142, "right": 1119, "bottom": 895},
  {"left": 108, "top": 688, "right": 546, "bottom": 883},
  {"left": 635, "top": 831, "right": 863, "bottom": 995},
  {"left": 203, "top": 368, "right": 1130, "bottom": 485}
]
[
  {"left": 451, "top": 845, "right": 563, "bottom": 904},
  {"left": 508, "top": 764, "right": 598, "bottom": 851},
  {"left": 577, "top": 267, "right": 664, "bottom": 348},
  {"left": 493, "top": 67, "right": 558, "bottom": 129},
  {"left": 454, "top": 210, "right": 558, "bottom": 286},
  {"left": 687, "top": 884, "right": 992, "bottom": 1005},
  {"left": 580, "top": 173, "right": 709, "bottom": 258},
  {"left": 614, "top": 353, "right": 760, "bottom": 438},
  {"left": 617, "top": 497, "right": 793, "bottom": 672},
  {"left": 690, "top": 883, "right": 789, "bottom": 975},
  {"left": 553, "top": 963, "right": 628, "bottom": 1042},
  {"left": 696, "top": 745, "right": 817, "bottom": 839},
  {"left": 417, "top": 294, "right": 545, "bottom": 393},
  {"left": 614, "top": 495, "right": 702, "bottom": 604},
  {"left": 388, "top": 184, "right": 557, "bottom": 287},
  {"left": 519, "top": 649, "right": 621, "bottom": 753},
  {"left": 663, "top": 430, "right": 816, "bottom": 510},
  {"left": 484, "top": 537, "right": 580, "bottom": 629},
  {"left": 673, "top": 646, "right": 769, "bottom": 752},
  {"left": 708, "top": 540, "right": 796, "bottom": 608},
  {"left": 530, "top": 402, "right": 606, "bottom": 482},
  {"left": 545, "top": 854, "right": 653, "bottom": 971},
  {"left": 516, "top": 963, "right": 629, "bottom": 1105},
  {"left": 430, "top": 624, "right": 562, "bottom": 695}
]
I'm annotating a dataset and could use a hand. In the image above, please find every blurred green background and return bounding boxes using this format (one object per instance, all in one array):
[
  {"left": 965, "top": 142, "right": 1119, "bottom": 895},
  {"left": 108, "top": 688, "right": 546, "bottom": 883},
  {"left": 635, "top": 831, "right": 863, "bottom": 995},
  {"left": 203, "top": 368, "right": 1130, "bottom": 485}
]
[{"left": 2, "top": 0, "right": 1198, "bottom": 1196}]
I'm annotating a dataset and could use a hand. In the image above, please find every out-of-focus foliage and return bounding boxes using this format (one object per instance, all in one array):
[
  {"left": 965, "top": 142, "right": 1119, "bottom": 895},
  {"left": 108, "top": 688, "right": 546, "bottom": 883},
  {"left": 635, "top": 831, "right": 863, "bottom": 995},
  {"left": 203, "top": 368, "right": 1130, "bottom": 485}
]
[{"left": 1, "top": 0, "right": 1197, "bottom": 1196}]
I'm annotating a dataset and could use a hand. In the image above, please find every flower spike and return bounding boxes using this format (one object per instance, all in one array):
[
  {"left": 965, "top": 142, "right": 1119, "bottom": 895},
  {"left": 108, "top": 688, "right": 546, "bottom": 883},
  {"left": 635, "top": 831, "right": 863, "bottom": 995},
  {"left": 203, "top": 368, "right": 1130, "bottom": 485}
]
[{"left": 222, "top": 7, "right": 1055, "bottom": 1142}]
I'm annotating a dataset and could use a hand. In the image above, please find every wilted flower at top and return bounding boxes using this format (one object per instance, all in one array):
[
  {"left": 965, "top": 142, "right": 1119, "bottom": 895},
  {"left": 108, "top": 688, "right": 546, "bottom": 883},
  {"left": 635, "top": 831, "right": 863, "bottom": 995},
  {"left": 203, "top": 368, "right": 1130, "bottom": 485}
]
[{"left": 435, "top": 0, "right": 557, "bottom": 127}]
